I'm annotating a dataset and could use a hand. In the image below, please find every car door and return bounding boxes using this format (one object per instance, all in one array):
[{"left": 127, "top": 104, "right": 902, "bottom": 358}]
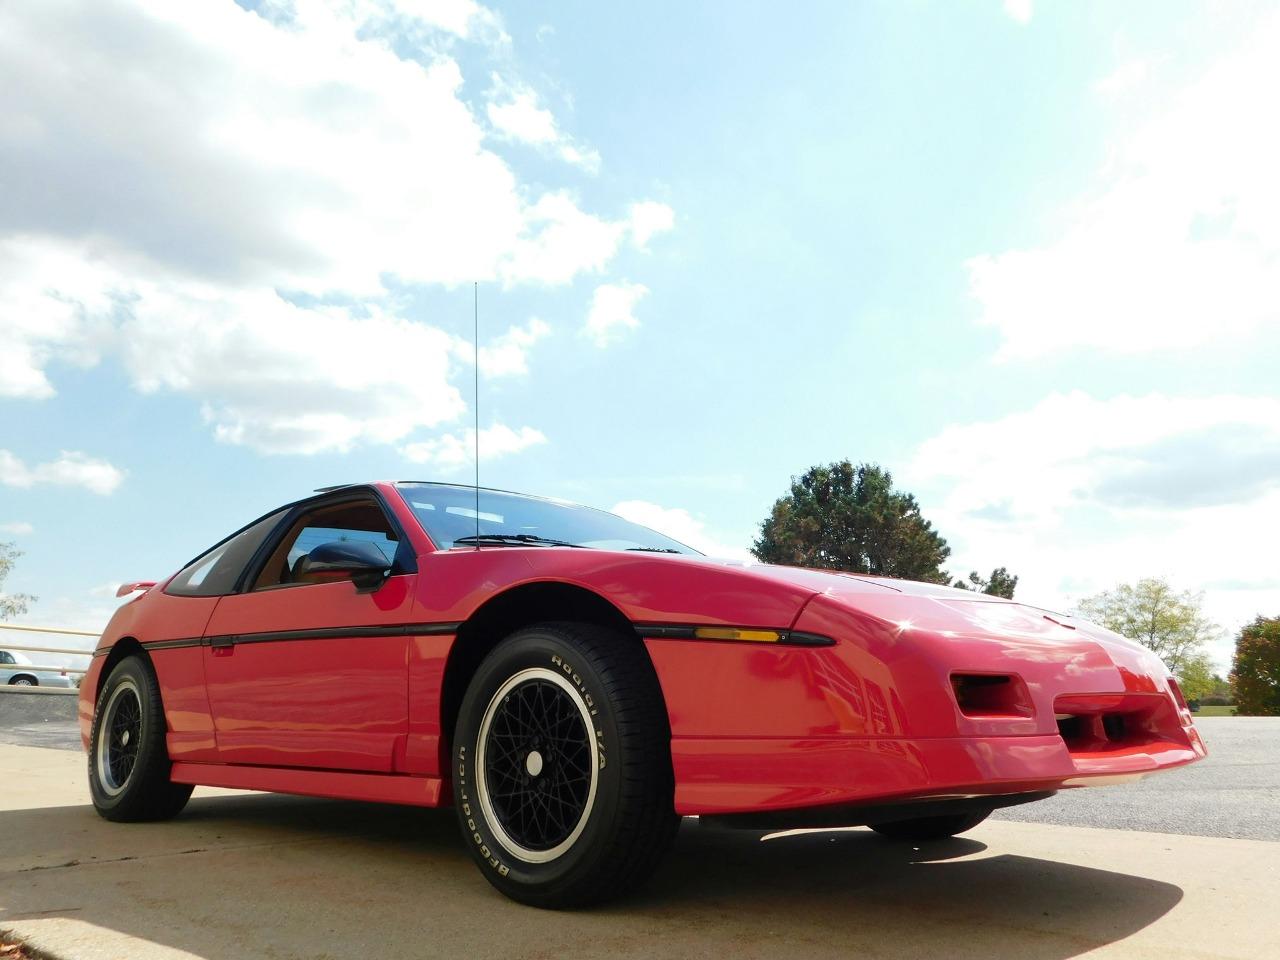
[{"left": 201, "top": 495, "right": 415, "bottom": 773}]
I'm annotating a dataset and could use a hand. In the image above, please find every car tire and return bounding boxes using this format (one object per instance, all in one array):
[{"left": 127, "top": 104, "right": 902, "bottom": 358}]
[
  {"left": 452, "top": 621, "right": 679, "bottom": 908},
  {"left": 88, "top": 655, "right": 193, "bottom": 822},
  {"left": 869, "top": 809, "right": 992, "bottom": 841},
  {"left": 9, "top": 676, "right": 36, "bottom": 686}
]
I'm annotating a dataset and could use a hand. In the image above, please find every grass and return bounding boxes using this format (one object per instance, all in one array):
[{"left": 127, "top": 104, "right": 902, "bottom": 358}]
[{"left": 1193, "top": 705, "right": 1237, "bottom": 717}]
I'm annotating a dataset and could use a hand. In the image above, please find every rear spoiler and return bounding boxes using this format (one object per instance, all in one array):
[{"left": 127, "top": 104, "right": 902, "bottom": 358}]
[{"left": 116, "top": 581, "right": 158, "bottom": 598}]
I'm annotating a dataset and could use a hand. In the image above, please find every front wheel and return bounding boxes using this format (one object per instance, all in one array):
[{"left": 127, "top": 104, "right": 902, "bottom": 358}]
[
  {"left": 88, "top": 655, "right": 193, "bottom": 821},
  {"left": 452, "top": 622, "right": 679, "bottom": 908},
  {"left": 870, "top": 809, "right": 992, "bottom": 841}
]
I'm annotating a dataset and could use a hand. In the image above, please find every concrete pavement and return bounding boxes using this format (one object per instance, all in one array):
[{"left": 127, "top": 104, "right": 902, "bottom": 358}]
[{"left": 1, "top": 742, "right": 1276, "bottom": 960}]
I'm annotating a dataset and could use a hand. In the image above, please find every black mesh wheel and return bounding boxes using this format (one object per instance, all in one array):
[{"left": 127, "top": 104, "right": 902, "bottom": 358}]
[
  {"left": 96, "top": 678, "right": 143, "bottom": 795},
  {"left": 477, "top": 668, "right": 598, "bottom": 860}
]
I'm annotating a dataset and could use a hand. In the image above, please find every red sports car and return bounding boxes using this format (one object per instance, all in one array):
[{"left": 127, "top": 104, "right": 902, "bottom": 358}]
[{"left": 81, "top": 481, "right": 1206, "bottom": 906}]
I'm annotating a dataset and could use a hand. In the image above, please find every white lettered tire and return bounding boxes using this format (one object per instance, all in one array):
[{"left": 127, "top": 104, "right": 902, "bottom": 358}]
[
  {"left": 452, "top": 622, "right": 678, "bottom": 907},
  {"left": 88, "top": 655, "right": 193, "bottom": 822}
]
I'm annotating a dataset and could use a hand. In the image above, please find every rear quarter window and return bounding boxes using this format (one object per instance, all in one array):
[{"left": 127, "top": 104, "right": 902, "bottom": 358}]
[{"left": 166, "top": 510, "right": 288, "bottom": 597}]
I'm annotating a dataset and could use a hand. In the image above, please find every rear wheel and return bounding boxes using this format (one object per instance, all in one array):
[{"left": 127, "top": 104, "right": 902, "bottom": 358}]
[
  {"left": 452, "top": 622, "right": 678, "bottom": 908},
  {"left": 870, "top": 809, "right": 992, "bottom": 841},
  {"left": 88, "top": 655, "right": 192, "bottom": 821},
  {"left": 9, "top": 676, "right": 36, "bottom": 686}
]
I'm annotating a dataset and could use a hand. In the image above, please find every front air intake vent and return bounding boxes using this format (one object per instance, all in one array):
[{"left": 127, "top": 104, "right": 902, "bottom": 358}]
[{"left": 951, "top": 673, "right": 1033, "bottom": 718}]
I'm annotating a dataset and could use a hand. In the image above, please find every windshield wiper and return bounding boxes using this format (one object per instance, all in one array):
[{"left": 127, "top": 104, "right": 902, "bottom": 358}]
[
  {"left": 626, "top": 546, "right": 682, "bottom": 554},
  {"left": 453, "top": 534, "right": 589, "bottom": 548}
]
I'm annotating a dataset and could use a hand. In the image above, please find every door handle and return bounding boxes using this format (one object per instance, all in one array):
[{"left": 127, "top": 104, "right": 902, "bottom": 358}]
[{"left": 208, "top": 635, "right": 236, "bottom": 656}]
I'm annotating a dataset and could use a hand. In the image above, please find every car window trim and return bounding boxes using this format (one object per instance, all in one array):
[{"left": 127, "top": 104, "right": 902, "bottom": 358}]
[{"left": 235, "top": 487, "right": 418, "bottom": 594}]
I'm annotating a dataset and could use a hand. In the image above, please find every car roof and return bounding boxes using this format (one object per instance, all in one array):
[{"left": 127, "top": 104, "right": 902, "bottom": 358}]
[{"left": 315, "top": 480, "right": 544, "bottom": 499}]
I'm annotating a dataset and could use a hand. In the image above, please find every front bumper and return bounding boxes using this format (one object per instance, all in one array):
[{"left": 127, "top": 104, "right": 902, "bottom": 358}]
[
  {"left": 668, "top": 720, "right": 1205, "bottom": 816},
  {"left": 645, "top": 593, "right": 1207, "bottom": 818}
]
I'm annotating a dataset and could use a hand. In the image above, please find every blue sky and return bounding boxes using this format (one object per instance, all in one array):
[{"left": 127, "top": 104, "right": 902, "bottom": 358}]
[{"left": 3, "top": 0, "right": 1278, "bottom": 671}]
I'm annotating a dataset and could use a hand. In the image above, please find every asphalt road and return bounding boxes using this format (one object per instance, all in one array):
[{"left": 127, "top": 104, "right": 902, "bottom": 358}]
[
  {"left": 3, "top": 712, "right": 1275, "bottom": 840},
  {"left": 993, "top": 717, "right": 1280, "bottom": 841},
  {"left": 0, "top": 720, "right": 81, "bottom": 751},
  {"left": 0, "top": 692, "right": 81, "bottom": 751}
]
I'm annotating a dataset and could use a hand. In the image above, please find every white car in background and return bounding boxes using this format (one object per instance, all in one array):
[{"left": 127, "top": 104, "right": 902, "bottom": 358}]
[{"left": 1, "top": 649, "right": 75, "bottom": 688}]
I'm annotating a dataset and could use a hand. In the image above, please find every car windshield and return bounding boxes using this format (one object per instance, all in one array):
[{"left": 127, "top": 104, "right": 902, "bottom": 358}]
[{"left": 398, "top": 483, "right": 699, "bottom": 554}]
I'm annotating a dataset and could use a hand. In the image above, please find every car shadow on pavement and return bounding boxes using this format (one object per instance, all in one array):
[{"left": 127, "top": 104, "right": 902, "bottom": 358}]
[{"left": 1, "top": 794, "right": 1185, "bottom": 960}]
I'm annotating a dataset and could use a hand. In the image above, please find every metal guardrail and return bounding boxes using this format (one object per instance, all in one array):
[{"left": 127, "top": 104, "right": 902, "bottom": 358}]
[{"left": 1, "top": 623, "right": 98, "bottom": 678}]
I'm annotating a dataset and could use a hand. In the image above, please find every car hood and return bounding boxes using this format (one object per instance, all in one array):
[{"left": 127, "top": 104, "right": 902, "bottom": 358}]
[
  {"left": 683, "top": 556, "right": 1148, "bottom": 658},
  {"left": 685, "top": 556, "right": 990, "bottom": 602}
]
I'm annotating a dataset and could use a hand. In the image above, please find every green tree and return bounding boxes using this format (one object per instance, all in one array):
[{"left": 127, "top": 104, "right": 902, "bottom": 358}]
[
  {"left": 1206, "top": 673, "right": 1233, "bottom": 700},
  {"left": 752, "top": 462, "right": 952, "bottom": 582},
  {"left": 0, "top": 542, "right": 36, "bottom": 621},
  {"left": 955, "top": 566, "right": 1019, "bottom": 599},
  {"left": 1175, "top": 652, "right": 1216, "bottom": 702},
  {"left": 1075, "top": 578, "right": 1218, "bottom": 680},
  {"left": 1231, "top": 616, "right": 1280, "bottom": 716}
]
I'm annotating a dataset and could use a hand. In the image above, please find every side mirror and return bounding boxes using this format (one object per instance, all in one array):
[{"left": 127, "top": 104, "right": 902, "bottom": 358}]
[{"left": 305, "top": 540, "right": 393, "bottom": 590}]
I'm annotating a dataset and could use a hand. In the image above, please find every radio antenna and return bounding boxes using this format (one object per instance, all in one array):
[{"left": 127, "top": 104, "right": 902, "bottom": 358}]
[{"left": 473, "top": 281, "right": 480, "bottom": 547}]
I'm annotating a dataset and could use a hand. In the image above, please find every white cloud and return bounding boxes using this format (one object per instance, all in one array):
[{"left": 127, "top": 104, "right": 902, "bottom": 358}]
[
  {"left": 1094, "top": 58, "right": 1153, "bottom": 97},
  {"left": 0, "top": 1, "right": 531, "bottom": 296},
  {"left": 584, "top": 281, "right": 649, "bottom": 347},
  {"left": 0, "top": 1, "right": 673, "bottom": 453},
  {"left": 376, "top": 0, "right": 507, "bottom": 42},
  {"left": 475, "top": 318, "right": 551, "bottom": 377},
  {"left": 449, "top": 316, "right": 551, "bottom": 378},
  {"left": 905, "top": 391, "right": 1280, "bottom": 668},
  {"left": 910, "top": 391, "right": 1280, "bottom": 521},
  {"left": 121, "top": 290, "right": 465, "bottom": 455},
  {"left": 611, "top": 500, "right": 753, "bottom": 562},
  {"left": 556, "top": 143, "right": 603, "bottom": 173},
  {"left": 627, "top": 201, "right": 676, "bottom": 251},
  {"left": 968, "top": 12, "right": 1280, "bottom": 359},
  {"left": 401, "top": 423, "right": 546, "bottom": 469},
  {"left": 0, "top": 237, "right": 118, "bottom": 400},
  {"left": 0, "top": 522, "right": 34, "bottom": 536},
  {"left": 485, "top": 75, "right": 601, "bottom": 172},
  {"left": 487, "top": 82, "right": 558, "bottom": 144},
  {"left": 500, "top": 192, "right": 627, "bottom": 286},
  {"left": 1002, "top": 0, "right": 1033, "bottom": 25},
  {"left": 0, "top": 450, "right": 125, "bottom": 495}
]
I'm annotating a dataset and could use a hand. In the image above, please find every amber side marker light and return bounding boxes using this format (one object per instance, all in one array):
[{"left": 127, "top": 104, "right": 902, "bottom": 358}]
[
  {"left": 694, "top": 627, "right": 781, "bottom": 643},
  {"left": 637, "top": 624, "right": 835, "bottom": 646}
]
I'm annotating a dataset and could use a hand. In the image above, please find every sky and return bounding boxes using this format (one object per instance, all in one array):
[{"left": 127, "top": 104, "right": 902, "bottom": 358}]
[{"left": 2, "top": 0, "right": 1278, "bottom": 672}]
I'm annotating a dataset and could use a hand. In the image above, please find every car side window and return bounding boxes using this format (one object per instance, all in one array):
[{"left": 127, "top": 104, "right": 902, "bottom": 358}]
[
  {"left": 0, "top": 651, "right": 15, "bottom": 665},
  {"left": 252, "top": 500, "right": 403, "bottom": 590},
  {"left": 166, "top": 510, "right": 289, "bottom": 597}
]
